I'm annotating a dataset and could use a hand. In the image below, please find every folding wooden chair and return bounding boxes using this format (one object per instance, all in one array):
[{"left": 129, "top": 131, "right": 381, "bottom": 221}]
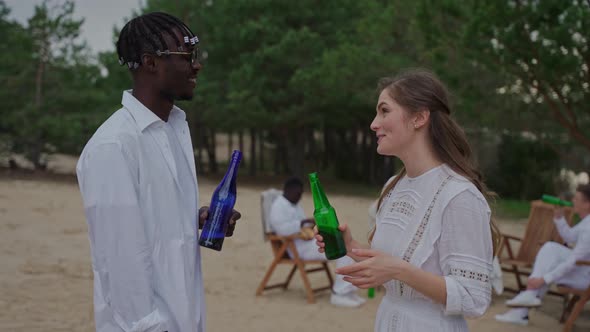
[
  {"left": 255, "top": 189, "right": 334, "bottom": 303},
  {"left": 497, "top": 200, "right": 574, "bottom": 293},
  {"left": 557, "top": 260, "right": 590, "bottom": 332}
]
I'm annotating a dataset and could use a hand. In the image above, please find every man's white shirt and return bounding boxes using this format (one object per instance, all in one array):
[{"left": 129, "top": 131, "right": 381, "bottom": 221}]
[
  {"left": 544, "top": 214, "right": 590, "bottom": 284},
  {"left": 77, "top": 91, "right": 204, "bottom": 332},
  {"left": 269, "top": 195, "right": 306, "bottom": 236},
  {"left": 268, "top": 195, "right": 317, "bottom": 256}
]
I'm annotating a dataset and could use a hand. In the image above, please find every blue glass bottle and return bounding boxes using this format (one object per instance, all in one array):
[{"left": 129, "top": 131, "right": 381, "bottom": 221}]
[{"left": 198, "top": 150, "right": 242, "bottom": 251}]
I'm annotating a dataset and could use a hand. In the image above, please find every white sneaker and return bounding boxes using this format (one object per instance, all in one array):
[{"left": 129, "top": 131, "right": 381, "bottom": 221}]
[
  {"left": 505, "top": 291, "right": 542, "bottom": 307},
  {"left": 495, "top": 310, "right": 529, "bottom": 326},
  {"left": 330, "top": 292, "right": 363, "bottom": 308}
]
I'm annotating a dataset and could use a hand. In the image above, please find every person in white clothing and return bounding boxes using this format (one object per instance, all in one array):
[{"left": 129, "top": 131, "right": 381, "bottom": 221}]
[
  {"left": 269, "top": 177, "right": 365, "bottom": 307},
  {"left": 76, "top": 12, "right": 241, "bottom": 332},
  {"left": 316, "top": 69, "right": 499, "bottom": 331},
  {"left": 495, "top": 184, "right": 590, "bottom": 326}
]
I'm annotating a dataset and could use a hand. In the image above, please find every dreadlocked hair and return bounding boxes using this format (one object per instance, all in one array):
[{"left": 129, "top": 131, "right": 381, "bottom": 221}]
[
  {"left": 369, "top": 69, "right": 501, "bottom": 255},
  {"left": 116, "top": 12, "right": 196, "bottom": 70}
]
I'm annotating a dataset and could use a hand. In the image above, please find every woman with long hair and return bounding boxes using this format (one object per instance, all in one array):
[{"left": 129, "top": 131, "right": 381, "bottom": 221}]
[{"left": 316, "top": 69, "right": 499, "bottom": 331}]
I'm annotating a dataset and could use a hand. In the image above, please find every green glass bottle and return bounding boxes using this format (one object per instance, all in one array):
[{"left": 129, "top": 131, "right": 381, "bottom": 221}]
[
  {"left": 541, "top": 194, "right": 573, "bottom": 207},
  {"left": 308, "top": 172, "right": 347, "bottom": 260},
  {"left": 368, "top": 287, "right": 375, "bottom": 299}
]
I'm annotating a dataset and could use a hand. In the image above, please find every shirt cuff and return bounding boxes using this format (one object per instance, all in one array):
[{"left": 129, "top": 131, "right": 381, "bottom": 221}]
[{"left": 443, "top": 276, "right": 462, "bottom": 316}]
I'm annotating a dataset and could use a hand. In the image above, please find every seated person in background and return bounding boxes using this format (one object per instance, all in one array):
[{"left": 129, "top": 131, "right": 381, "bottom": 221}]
[
  {"left": 495, "top": 184, "right": 590, "bottom": 326},
  {"left": 269, "top": 176, "right": 365, "bottom": 308}
]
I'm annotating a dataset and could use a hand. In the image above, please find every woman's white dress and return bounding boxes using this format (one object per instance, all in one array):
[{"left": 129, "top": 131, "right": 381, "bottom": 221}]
[{"left": 371, "top": 165, "right": 493, "bottom": 332}]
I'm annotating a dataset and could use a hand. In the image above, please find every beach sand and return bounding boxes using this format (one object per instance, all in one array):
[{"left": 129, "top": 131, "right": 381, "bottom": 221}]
[{"left": 0, "top": 156, "right": 588, "bottom": 331}]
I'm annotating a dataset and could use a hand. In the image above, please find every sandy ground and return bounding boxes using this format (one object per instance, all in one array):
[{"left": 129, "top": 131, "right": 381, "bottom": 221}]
[{"left": 0, "top": 156, "right": 589, "bottom": 332}]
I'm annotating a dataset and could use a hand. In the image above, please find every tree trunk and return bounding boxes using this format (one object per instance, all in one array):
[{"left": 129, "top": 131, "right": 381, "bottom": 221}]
[
  {"left": 228, "top": 131, "right": 233, "bottom": 158},
  {"left": 204, "top": 128, "right": 218, "bottom": 173},
  {"left": 307, "top": 128, "right": 319, "bottom": 170},
  {"left": 369, "top": 133, "right": 378, "bottom": 184},
  {"left": 35, "top": 58, "right": 44, "bottom": 110},
  {"left": 249, "top": 128, "right": 257, "bottom": 176},
  {"left": 361, "top": 127, "right": 371, "bottom": 181},
  {"left": 258, "top": 130, "right": 265, "bottom": 173},
  {"left": 196, "top": 145, "right": 202, "bottom": 171},
  {"left": 32, "top": 43, "right": 47, "bottom": 170},
  {"left": 322, "top": 127, "right": 333, "bottom": 170},
  {"left": 273, "top": 131, "right": 281, "bottom": 175},
  {"left": 383, "top": 156, "right": 395, "bottom": 183},
  {"left": 273, "top": 129, "right": 291, "bottom": 175},
  {"left": 238, "top": 130, "right": 245, "bottom": 168},
  {"left": 192, "top": 119, "right": 203, "bottom": 171},
  {"left": 286, "top": 128, "right": 305, "bottom": 178},
  {"left": 238, "top": 131, "right": 244, "bottom": 153},
  {"left": 332, "top": 128, "right": 356, "bottom": 180}
]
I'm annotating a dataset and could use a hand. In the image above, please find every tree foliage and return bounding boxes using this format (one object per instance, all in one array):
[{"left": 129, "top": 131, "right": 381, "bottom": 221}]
[
  {"left": 2, "top": 0, "right": 588, "bottom": 197},
  {"left": 1, "top": 0, "right": 107, "bottom": 168}
]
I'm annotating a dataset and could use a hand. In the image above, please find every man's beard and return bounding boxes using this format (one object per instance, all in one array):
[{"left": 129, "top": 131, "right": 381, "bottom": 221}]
[{"left": 176, "top": 93, "right": 194, "bottom": 101}]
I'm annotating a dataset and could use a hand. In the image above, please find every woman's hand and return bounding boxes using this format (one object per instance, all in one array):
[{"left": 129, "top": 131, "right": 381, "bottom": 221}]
[
  {"left": 334, "top": 248, "right": 409, "bottom": 289},
  {"left": 314, "top": 223, "right": 355, "bottom": 253}
]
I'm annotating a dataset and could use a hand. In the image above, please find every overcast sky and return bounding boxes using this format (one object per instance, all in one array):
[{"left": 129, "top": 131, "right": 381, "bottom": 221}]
[{"left": 5, "top": 0, "right": 144, "bottom": 53}]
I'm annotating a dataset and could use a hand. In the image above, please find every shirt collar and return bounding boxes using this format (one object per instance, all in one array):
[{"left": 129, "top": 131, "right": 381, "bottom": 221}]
[
  {"left": 121, "top": 90, "right": 186, "bottom": 131},
  {"left": 170, "top": 105, "right": 187, "bottom": 123},
  {"left": 279, "top": 194, "right": 299, "bottom": 207}
]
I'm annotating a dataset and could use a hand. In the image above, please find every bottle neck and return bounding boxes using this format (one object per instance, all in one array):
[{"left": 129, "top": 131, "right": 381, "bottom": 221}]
[
  {"left": 218, "top": 151, "right": 241, "bottom": 197},
  {"left": 310, "top": 179, "right": 331, "bottom": 208}
]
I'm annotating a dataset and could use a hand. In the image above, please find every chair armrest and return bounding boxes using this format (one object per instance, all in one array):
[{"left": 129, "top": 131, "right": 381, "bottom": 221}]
[
  {"left": 502, "top": 234, "right": 522, "bottom": 242},
  {"left": 497, "top": 234, "right": 522, "bottom": 260},
  {"left": 267, "top": 233, "right": 303, "bottom": 241},
  {"left": 575, "top": 260, "right": 590, "bottom": 266}
]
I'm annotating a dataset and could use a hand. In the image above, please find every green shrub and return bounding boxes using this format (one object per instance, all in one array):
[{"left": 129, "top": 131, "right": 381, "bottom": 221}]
[{"left": 487, "top": 133, "right": 559, "bottom": 200}]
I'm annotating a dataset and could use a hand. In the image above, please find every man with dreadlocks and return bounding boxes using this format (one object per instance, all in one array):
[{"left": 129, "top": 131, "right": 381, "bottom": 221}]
[{"left": 76, "top": 12, "right": 241, "bottom": 332}]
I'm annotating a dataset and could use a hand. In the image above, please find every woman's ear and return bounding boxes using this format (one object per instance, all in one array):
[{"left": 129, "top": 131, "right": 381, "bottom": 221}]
[{"left": 412, "top": 109, "right": 430, "bottom": 129}]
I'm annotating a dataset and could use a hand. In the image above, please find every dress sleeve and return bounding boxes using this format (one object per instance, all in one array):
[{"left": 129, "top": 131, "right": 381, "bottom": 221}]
[
  {"left": 77, "top": 142, "right": 167, "bottom": 332},
  {"left": 438, "top": 189, "right": 493, "bottom": 318}
]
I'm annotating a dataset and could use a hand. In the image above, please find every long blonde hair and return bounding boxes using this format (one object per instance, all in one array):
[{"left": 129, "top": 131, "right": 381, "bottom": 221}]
[{"left": 369, "top": 69, "right": 500, "bottom": 254}]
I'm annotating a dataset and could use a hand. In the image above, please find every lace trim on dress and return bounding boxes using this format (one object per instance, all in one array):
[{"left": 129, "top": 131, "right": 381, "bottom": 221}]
[
  {"left": 399, "top": 175, "right": 452, "bottom": 296},
  {"left": 450, "top": 267, "right": 490, "bottom": 283},
  {"left": 388, "top": 200, "right": 416, "bottom": 218}
]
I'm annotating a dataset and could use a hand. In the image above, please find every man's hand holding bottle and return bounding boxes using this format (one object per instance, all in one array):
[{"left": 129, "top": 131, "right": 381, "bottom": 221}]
[{"left": 198, "top": 206, "right": 242, "bottom": 237}]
